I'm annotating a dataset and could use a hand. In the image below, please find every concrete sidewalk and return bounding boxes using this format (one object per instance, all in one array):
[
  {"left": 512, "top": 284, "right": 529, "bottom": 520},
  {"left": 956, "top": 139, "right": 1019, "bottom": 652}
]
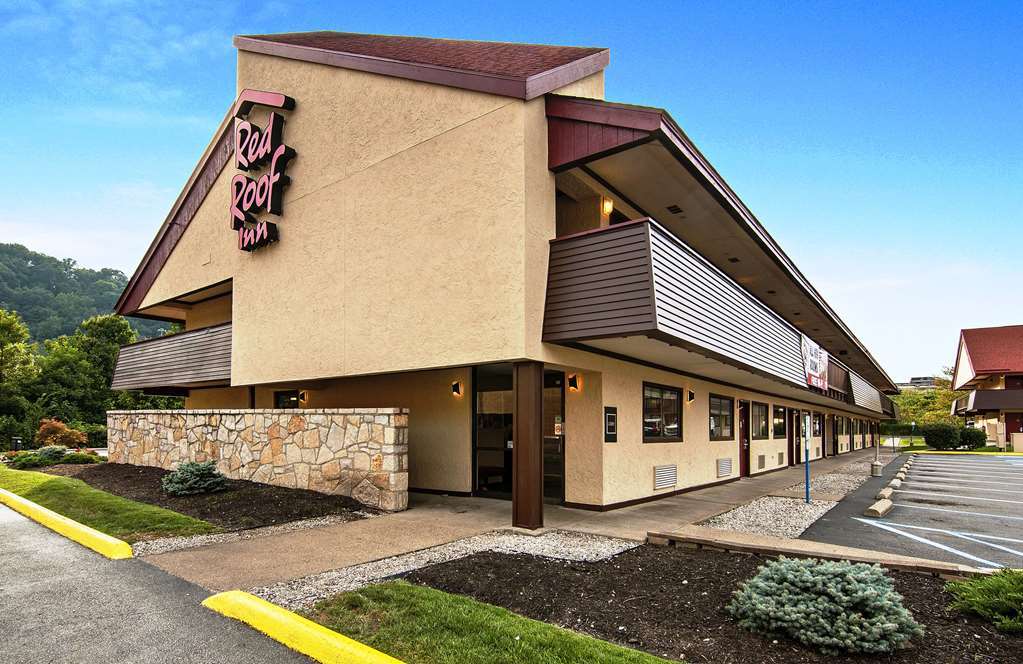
[{"left": 144, "top": 448, "right": 885, "bottom": 591}]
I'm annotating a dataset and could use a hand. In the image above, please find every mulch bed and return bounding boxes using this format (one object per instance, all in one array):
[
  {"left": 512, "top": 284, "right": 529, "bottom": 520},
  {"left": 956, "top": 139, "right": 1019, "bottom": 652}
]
[
  {"left": 405, "top": 545, "right": 1021, "bottom": 664},
  {"left": 40, "top": 463, "right": 371, "bottom": 531}
]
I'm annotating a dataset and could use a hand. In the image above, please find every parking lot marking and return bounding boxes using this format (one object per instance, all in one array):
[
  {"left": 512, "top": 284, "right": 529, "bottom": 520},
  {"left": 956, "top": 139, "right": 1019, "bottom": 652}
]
[
  {"left": 903, "top": 476, "right": 1023, "bottom": 486},
  {"left": 852, "top": 518, "right": 1002, "bottom": 568},
  {"left": 894, "top": 503, "right": 1023, "bottom": 522},
  {"left": 914, "top": 461, "right": 1021, "bottom": 470},
  {"left": 901, "top": 481, "right": 1023, "bottom": 495},
  {"left": 893, "top": 489, "right": 1022, "bottom": 505},
  {"left": 879, "top": 523, "right": 1023, "bottom": 558}
]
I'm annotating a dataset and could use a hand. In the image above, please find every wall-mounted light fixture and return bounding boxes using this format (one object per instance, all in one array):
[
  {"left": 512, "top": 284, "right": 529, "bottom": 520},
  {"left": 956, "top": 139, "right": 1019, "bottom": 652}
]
[
  {"left": 299, "top": 391, "right": 308, "bottom": 404},
  {"left": 687, "top": 390, "right": 695, "bottom": 403},
  {"left": 451, "top": 381, "right": 463, "bottom": 397},
  {"left": 567, "top": 374, "right": 581, "bottom": 392},
  {"left": 600, "top": 197, "right": 614, "bottom": 217}
]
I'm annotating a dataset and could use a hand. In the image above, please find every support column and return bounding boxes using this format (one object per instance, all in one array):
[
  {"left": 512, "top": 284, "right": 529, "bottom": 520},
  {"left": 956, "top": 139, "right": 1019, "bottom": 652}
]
[{"left": 512, "top": 360, "right": 544, "bottom": 530}]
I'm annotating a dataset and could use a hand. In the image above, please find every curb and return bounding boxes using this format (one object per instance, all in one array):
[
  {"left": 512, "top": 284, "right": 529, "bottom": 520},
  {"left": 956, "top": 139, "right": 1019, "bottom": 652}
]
[
  {"left": 0, "top": 488, "right": 133, "bottom": 560},
  {"left": 202, "top": 590, "right": 403, "bottom": 664},
  {"left": 864, "top": 498, "right": 893, "bottom": 517}
]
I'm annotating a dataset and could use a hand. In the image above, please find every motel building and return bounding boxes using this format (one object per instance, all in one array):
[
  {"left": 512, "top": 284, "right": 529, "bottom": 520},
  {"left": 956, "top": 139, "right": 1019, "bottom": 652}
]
[
  {"left": 952, "top": 325, "right": 1023, "bottom": 448},
  {"left": 108, "top": 32, "right": 898, "bottom": 529}
]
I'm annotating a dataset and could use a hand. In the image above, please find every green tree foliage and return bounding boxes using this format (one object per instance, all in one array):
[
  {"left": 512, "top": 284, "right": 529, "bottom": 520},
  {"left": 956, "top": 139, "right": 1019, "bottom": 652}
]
[
  {"left": 0, "top": 243, "right": 170, "bottom": 341},
  {"left": 890, "top": 368, "right": 966, "bottom": 426}
]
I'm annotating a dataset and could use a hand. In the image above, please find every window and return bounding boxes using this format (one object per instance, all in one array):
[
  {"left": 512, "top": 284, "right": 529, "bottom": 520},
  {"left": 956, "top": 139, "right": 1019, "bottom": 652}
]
[
  {"left": 813, "top": 413, "right": 822, "bottom": 437},
  {"left": 709, "top": 394, "right": 734, "bottom": 441},
  {"left": 643, "top": 383, "right": 682, "bottom": 442},
  {"left": 772, "top": 406, "right": 787, "bottom": 438},
  {"left": 752, "top": 402, "right": 769, "bottom": 440},
  {"left": 274, "top": 390, "right": 300, "bottom": 409}
]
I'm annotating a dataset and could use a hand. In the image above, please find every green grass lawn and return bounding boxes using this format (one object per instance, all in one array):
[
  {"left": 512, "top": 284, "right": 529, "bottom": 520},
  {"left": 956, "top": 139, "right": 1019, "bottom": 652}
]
[
  {"left": 305, "top": 581, "right": 670, "bottom": 664},
  {"left": 0, "top": 465, "right": 217, "bottom": 543}
]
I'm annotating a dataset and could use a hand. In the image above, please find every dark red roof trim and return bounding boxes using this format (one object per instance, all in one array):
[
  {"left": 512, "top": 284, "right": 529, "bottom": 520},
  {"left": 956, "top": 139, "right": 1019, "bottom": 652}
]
[
  {"left": 115, "top": 106, "right": 234, "bottom": 316},
  {"left": 234, "top": 32, "right": 609, "bottom": 100}
]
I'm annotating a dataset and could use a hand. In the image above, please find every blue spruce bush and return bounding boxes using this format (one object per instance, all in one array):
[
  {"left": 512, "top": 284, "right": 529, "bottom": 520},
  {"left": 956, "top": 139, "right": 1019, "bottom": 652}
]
[
  {"left": 727, "top": 557, "right": 923, "bottom": 654},
  {"left": 161, "top": 461, "right": 228, "bottom": 496}
]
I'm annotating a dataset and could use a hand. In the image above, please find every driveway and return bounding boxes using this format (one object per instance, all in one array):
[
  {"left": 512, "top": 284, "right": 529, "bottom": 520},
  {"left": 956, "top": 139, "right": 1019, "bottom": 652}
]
[
  {"left": 0, "top": 505, "right": 309, "bottom": 664},
  {"left": 802, "top": 454, "right": 1023, "bottom": 568}
]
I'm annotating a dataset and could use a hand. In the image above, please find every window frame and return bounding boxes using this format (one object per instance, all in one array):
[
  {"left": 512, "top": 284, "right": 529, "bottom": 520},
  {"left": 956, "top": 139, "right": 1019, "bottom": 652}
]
[
  {"left": 772, "top": 405, "right": 787, "bottom": 439},
  {"left": 273, "top": 390, "right": 301, "bottom": 409},
  {"left": 709, "top": 394, "right": 735, "bottom": 441},
  {"left": 642, "top": 382, "right": 683, "bottom": 443},
  {"left": 813, "top": 412, "right": 823, "bottom": 437},
  {"left": 751, "top": 401, "right": 770, "bottom": 440}
]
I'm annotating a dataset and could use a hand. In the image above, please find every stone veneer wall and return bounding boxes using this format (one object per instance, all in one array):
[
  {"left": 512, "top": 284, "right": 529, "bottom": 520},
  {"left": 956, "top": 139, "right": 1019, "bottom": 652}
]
[{"left": 106, "top": 408, "right": 409, "bottom": 511}]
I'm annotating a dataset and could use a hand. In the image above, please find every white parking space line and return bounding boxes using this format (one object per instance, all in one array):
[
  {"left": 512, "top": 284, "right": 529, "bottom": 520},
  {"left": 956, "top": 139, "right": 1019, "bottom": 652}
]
[
  {"left": 852, "top": 518, "right": 1002, "bottom": 568},
  {"left": 901, "top": 481, "right": 1023, "bottom": 495},
  {"left": 893, "top": 489, "right": 1023, "bottom": 505},
  {"left": 910, "top": 467, "right": 1023, "bottom": 479},
  {"left": 913, "top": 464, "right": 1022, "bottom": 473},
  {"left": 880, "top": 522, "right": 1023, "bottom": 557},
  {"left": 894, "top": 503, "right": 1023, "bottom": 522},
  {"left": 903, "top": 476, "right": 1023, "bottom": 486},
  {"left": 914, "top": 461, "right": 1023, "bottom": 470}
]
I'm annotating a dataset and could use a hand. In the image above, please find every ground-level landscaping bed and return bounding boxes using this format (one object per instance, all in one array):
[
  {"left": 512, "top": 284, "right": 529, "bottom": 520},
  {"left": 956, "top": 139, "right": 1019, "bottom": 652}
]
[
  {"left": 304, "top": 580, "right": 669, "bottom": 664},
  {"left": 41, "top": 462, "right": 371, "bottom": 531},
  {"left": 0, "top": 465, "right": 215, "bottom": 543},
  {"left": 400, "top": 545, "right": 1023, "bottom": 663}
]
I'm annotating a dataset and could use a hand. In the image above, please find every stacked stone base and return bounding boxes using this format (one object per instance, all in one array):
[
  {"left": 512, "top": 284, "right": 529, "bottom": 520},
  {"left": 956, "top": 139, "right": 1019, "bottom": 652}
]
[{"left": 106, "top": 408, "right": 409, "bottom": 511}]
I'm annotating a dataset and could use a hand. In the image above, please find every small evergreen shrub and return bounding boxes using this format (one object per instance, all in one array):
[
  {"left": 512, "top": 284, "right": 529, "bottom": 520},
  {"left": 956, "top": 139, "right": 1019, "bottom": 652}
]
[
  {"left": 61, "top": 452, "right": 102, "bottom": 465},
  {"left": 10, "top": 453, "right": 46, "bottom": 469},
  {"left": 947, "top": 570, "right": 1023, "bottom": 632},
  {"left": 161, "top": 461, "right": 228, "bottom": 496},
  {"left": 921, "top": 423, "right": 959, "bottom": 450},
  {"left": 727, "top": 557, "right": 923, "bottom": 654},
  {"left": 959, "top": 427, "right": 988, "bottom": 450},
  {"left": 36, "top": 445, "right": 69, "bottom": 464}
]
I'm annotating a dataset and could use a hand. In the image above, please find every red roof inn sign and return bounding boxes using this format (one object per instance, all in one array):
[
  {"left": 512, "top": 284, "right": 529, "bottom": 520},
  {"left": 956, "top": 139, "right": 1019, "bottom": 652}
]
[{"left": 230, "top": 90, "right": 296, "bottom": 252}]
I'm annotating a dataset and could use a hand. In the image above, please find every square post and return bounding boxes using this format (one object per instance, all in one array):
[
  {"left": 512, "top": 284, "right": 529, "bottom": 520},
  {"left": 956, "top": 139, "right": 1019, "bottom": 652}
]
[{"left": 512, "top": 360, "right": 544, "bottom": 529}]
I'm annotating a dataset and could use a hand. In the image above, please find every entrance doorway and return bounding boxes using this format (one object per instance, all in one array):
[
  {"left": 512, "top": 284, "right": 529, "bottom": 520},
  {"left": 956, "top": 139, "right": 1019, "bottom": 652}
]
[
  {"left": 472, "top": 363, "right": 565, "bottom": 503},
  {"left": 790, "top": 409, "right": 801, "bottom": 464},
  {"left": 738, "top": 400, "right": 751, "bottom": 477}
]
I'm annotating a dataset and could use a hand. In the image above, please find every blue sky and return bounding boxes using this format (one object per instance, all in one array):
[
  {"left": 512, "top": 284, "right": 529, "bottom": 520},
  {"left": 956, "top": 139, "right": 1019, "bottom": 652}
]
[{"left": 1, "top": 1, "right": 1020, "bottom": 381}]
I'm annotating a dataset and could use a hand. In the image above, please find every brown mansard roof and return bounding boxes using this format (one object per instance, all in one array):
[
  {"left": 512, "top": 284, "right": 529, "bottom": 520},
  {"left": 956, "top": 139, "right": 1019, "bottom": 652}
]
[{"left": 234, "top": 32, "right": 609, "bottom": 99}]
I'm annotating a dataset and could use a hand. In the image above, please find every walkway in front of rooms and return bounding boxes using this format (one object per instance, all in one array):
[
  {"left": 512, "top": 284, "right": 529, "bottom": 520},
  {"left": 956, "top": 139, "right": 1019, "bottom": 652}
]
[{"left": 143, "top": 448, "right": 881, "bottom": 591}]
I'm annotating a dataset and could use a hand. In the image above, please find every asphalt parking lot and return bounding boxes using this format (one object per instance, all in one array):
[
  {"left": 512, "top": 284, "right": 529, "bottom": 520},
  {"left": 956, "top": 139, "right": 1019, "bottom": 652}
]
[
  {"left": 0, "top": 505, "right": 310, "bottom": 664},
  {"left": 802, "top": 453, "right": 1023, "bottom": 569}
]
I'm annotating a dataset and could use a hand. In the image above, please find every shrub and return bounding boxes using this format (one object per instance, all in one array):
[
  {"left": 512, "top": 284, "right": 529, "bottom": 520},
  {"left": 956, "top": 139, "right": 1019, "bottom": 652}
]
[
  {"left": 70, "top": 422, "right": 107, "bottom": 449},
  {"left": 727, "top": 557, "right": 923, "bottom": 654},
  {"left": 959, "top": 427, "right": 988, "bottom": 450},
  {"left": 34, "top": 419, "right": 88, "bottom": 448},
  {"left": 10, "top": 453, "right": 46, "bottom": 469},
  {"left": 921, "top": 423, "right": 960, "bottom": 450},
  {"left": 61, "top": 452, "right": 102, "bottom": 465},
  {"left": 161, "top": 461, "right": 228, "bottom": 496},
  {"left": 36, "top": 445, "right": 69, "bottom": 464},
  {"left": 947, "top": 570, "right": 1023, "bottom": 632}
]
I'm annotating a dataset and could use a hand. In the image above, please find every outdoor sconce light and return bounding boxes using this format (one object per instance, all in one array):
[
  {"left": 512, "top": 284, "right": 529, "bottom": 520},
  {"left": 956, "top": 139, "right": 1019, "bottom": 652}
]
[
  {"left": 601, "top": 197, "right": 614, "bottom": 216},
  {"left": 567, "top": 374, "right": 581, "bottom": 392},
  {"left": 687, "top": 390, "right": 695, "bottom": 403},
  {"left": 451, "top": 381, "right": 463, "bottom": 397},
  {"left": 298, "top": 391, "right": 308, "bottom": 403}
]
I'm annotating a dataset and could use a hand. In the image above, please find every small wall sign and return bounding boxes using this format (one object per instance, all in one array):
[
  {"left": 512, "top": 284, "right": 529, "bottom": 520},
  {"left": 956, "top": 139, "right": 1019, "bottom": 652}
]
[
  {"left": 604, "top": 406, "right": 618, "bottom": 443},
  {"left": 230, "top": 90, "right": 296, "bottom": 252}
]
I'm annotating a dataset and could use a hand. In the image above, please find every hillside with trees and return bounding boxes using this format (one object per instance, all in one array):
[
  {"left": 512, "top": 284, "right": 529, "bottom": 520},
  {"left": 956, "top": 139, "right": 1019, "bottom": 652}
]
[{"left": 0, "top": 243, "right": 170, "bottom": 341}]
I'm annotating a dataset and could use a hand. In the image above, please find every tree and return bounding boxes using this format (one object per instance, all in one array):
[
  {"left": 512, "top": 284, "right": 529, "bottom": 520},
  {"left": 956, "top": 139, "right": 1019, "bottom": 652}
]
[
  {"left": 890, "top": 367, "right": 966, "bottom": 426},
  {"left": 0, "top": 309, "right": 39, "bottom": 446}
]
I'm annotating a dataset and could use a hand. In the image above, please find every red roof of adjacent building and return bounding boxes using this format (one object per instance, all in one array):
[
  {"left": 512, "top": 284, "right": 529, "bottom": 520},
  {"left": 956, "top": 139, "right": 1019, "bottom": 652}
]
[
  {"left": 234, "top": 32, "right": 609, "bottom": 100},
  {"left": 960, "top": 325, "right": 1023, "bottom": 374}
]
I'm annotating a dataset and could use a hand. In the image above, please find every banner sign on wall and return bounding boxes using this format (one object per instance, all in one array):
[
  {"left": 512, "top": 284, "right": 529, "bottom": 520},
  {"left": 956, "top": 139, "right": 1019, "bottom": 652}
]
[
  {"left": 800, "top": 334, "right": 829, "bottom": 391},
  {"left": 230, "top": 90, "right": 296, "bottom": 252}
]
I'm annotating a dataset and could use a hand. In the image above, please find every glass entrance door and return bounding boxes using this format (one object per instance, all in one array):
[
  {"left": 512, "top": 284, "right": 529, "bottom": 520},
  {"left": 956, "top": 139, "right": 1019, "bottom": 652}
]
[{"left": 473, "top": 364, "right": 565, "bottom": 503}]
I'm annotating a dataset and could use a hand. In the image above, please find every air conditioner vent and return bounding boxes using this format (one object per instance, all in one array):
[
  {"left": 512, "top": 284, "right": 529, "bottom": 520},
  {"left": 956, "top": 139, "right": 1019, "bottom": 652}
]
[
  {"left": 666, "top": 204, "right": 683, "bottom": 214},
  {"left": 757, "top": 454, "right": 766, "bottom": 470},
  {"left": 654, "top": 464, "right": 677, "bottom": 490},
  {"left": 778, "top": 452, "right": 785, "bottom": 466},
  {"left": 716, "top": 458, "right": 732, "bottom": 478}
]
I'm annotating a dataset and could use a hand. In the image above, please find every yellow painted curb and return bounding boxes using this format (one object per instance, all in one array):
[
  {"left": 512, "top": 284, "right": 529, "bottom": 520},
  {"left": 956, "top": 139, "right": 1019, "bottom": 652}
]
[
  {"left": 914, "top": 451, "right": 1023, "bottom": 456},
  {"left": 202, "top": 591, "right": 404, "bottom": 664},
  {"left": 0, "top": 488, "right": 133, "bottom": 559}
]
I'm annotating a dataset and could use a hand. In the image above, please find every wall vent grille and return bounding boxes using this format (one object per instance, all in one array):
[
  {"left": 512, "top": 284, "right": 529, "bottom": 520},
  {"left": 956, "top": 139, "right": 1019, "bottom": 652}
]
[
  {"left": 778, "top": 452, "right": 785, "bottom": 466},
  {"left": 654, "top": 464, "right": 678, "bottom": 490},
  {"left": 757, "top": 454, "right": 766, "bottom": 470},
  {"left": 716, "top": 458, "right": 732, "bottom": 477}
]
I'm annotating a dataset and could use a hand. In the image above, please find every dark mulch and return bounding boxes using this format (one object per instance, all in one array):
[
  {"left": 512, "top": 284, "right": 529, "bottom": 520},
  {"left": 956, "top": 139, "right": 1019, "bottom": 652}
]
[
  {"left": 405, "top": 545, "right": 1022, "bottom": 664},
  {"left": 40, "top": 463, "right": 371, "bottom": 531}
]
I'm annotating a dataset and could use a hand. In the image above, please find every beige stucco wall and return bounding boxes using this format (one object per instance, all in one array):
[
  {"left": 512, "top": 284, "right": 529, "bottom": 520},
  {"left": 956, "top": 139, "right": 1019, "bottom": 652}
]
[{"left": 185, "top": 294, "right": 232, "bottom": 330}]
